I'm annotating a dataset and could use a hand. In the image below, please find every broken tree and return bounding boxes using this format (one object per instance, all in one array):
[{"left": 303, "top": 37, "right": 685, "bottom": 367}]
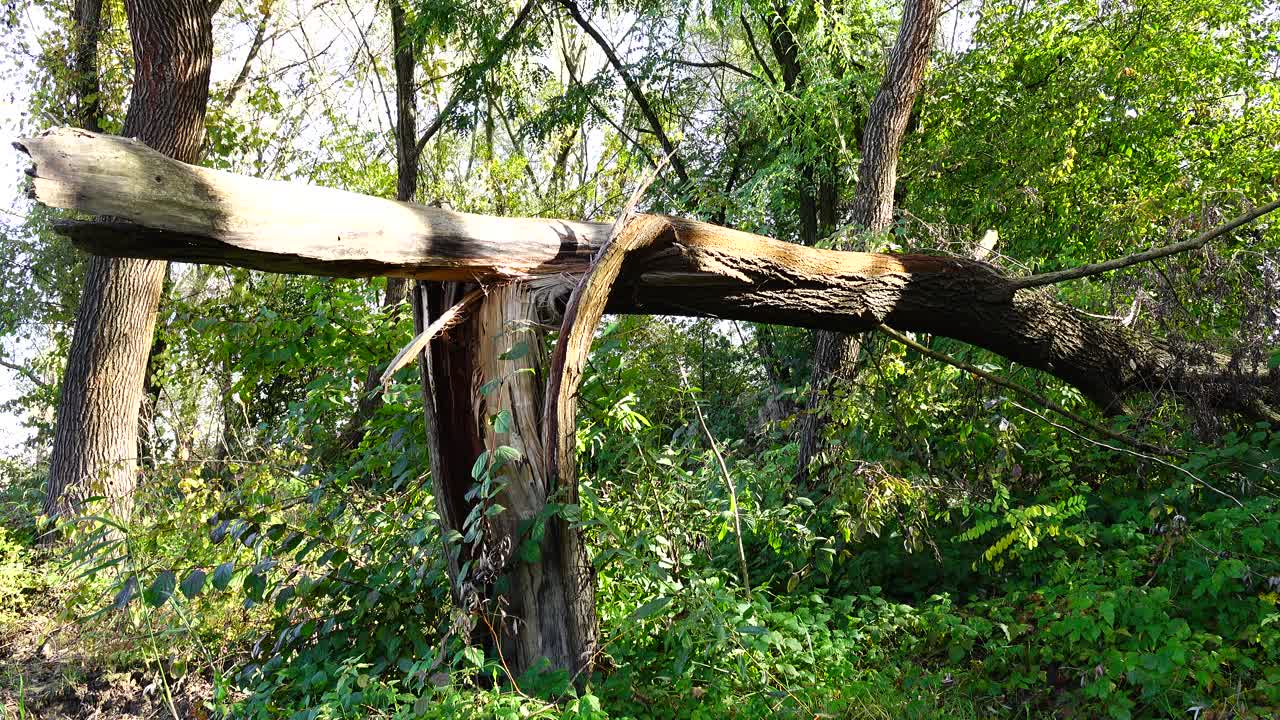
[{"left": 16, "top": 127, "right": 1279, "bottom": 676}]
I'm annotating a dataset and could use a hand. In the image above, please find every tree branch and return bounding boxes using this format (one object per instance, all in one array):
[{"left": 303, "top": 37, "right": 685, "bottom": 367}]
[
  {"left": 666, "top": 57, "right": 762, "bottom": 84},
  {"left": 557, "top": 0, "right": 690, "bottom": 184},
  {"left": 20, "top": 128, "right": 1280, "bottom": 424},
  {"left": 222, "top": 0, "right": 273, "bottom": 107},
  {"left": 739, "top": 10, "right": 777, "bottom": 86},
  {"left": 414, "top": 0, "right": 539, "bottom": 159},
  {"left": 1006, "top": 198, "right": 1280, "bottom": 292},
  {"left": 565, "top": 63, "right": 657, "bottom": 169},
  {"left": 0, "top": 358, "right": 49, "bottom": 389}
]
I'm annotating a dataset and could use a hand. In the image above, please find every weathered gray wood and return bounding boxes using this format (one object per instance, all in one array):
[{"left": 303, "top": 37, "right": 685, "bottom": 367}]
[
  {"left": 15, "top": 127, "right": 1279, "bottom": 422},
  {"left": 17, "top": 127, "right": 605, "bottom": 281}
]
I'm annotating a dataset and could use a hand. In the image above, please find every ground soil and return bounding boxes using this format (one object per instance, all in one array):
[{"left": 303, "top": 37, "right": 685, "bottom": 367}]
[{"left": 1, "top": 590, "right": 213, "bottom": 719}]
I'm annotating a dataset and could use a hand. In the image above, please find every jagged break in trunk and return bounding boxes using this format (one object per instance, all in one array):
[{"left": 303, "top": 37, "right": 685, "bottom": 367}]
[{"left": 413, "top": 281, "right": 598, "bottom": 679}]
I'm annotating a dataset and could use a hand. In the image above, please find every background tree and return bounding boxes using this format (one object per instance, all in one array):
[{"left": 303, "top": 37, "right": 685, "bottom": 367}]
[{"left": 42, "top": 0, "right": 221, "bottom": 523}]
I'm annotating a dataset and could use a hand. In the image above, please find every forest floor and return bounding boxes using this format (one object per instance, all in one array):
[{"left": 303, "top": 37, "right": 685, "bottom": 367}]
[{"left": 0, "top": 574, "right": 212, "bottom": 720}]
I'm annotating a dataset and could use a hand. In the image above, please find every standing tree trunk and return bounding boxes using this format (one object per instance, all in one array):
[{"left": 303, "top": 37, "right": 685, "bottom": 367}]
[
  {"left": 796, "top": 0, "right": 939, "bottom": 484},
  {"left": 44, "top": 0, "right": 219, "bottom": 523},
  {"left": 70, "top": 0, "right": 106, "bottom": 132}
]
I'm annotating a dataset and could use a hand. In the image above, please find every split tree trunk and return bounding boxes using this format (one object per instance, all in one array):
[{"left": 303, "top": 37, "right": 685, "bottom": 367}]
[
  {"left": 797, "top": 0, "right": 940, "bottom": 483},
  {"left": 388, "top": 0, "right": 597, "bottom": 676},
  {"left": 412, "top": 280, "right": 598, "bottom": 678},
  {"left": 43, "top": 0, "right": 218, "bottom": 523}
]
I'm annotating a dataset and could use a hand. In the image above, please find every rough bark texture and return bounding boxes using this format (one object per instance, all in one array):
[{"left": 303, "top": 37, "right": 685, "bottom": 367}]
[
  {"left": 18, "top": 133, "right": 1276, "bottom": 421},
  {"left": 43, "top": 0, "right": 216, "bottom": 523},
  {"left": 798, "top": 0, "right": 940, "bottom": 483},
  {"left": 606, "top": 217, "right": 1275, "bottom": 419}
]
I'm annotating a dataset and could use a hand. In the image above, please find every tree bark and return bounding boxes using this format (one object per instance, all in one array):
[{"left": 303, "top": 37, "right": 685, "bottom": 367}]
[
  {"left": 70, "top": 0, "right": 106, "bottom": 132},
  {"left": 797, "top": 0, "right": 939, "bottom": 484},
  {"left": 20, "top": 135, "right": 1278, "bottom": 423},
  {"left": 43, "top": 0, "right": 217, "bottom": 524},
  {"left": 410, "top": 279, "right": 598, "bottom": 678}
]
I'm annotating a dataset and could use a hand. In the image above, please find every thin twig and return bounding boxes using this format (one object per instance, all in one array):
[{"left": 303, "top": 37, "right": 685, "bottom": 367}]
[
  {"left": 739, "top": 10, "right": 777, "bottom": 86},
  {"left": 665, "top": 57, "right": 762, "bottom": 83},
  {"left": 0, "top": 357, "right": 48, "bottom": 388},
  {"left": 1006, "top": 198, "right": 1280, "bottom": 291},
  {"left": 1007, "top": 400, "right": 1245, "bottom": 509},
  {"left": 678, "top": 363, "right": 751, "bottom": 600},
  {"left": 876, "top": 325, "right": 1179, "bottom": 459}
]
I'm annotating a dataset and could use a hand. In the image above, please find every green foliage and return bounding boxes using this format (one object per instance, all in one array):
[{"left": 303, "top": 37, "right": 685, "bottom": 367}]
[{"left": 4, "top": 0, "right": 1280, "bottom": 718}]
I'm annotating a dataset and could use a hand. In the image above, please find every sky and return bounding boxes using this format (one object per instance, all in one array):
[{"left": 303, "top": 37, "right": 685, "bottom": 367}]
[{"left": 0, "top": 6, "right": 47, "bottom": 457}]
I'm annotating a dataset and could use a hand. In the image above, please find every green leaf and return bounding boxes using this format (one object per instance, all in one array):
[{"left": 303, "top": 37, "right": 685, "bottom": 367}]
[
  {"left": 628, "top": 596, "right": 671, "bottom": 622},
  {"left": 462, "top": 645, "right": 485, "bottom": 668},
  {"left": 492, "top": 409, "right": 513, "bottom": 434},
  {"left": 212, "top": 562, "right": 235, "bottom": 591},
  {"left": 180, "top": 569, "right": 207, "bottom": 599},
  {"left": 274, "top": 585, "right": 296, "bottom": 611},
  {"left": 470, "top": 450, "right": 490, "bottom": 480},
  {"left": 244, "top": 572, "right": 267, "bottom": 602},
  {"left": 145, "top": 570, "right": 177, "bottom": 608},
  {"left": 499, "top": 341, "right": 529, "bottom": 360},
  {"left": 491, "top": 445, "right": 522, "bottom": 470}
]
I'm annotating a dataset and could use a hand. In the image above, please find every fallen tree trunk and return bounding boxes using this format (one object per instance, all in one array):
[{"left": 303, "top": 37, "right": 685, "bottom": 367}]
[
  {"left": 16, "top": 128, "right": 1278, "bottom": 420},
  {"left": 17, "top": 128, "right": 604, "bottom": 280}
]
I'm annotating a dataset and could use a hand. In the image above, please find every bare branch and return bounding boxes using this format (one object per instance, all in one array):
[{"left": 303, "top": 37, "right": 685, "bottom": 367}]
[
  {"left": 558, "top": 0, "right": 691, "bottom": 184},
  {"left": 21, "top": 128, "right": 1280, "bottom": 423},
  {"left": 665, "top": 57, "right": 762, "bottom": 84},
  {"left": 222, "top": 0, "right": 273, "bottom": 107},
  {"left": 739, "top": 10, "right": 777, "bottom": 86},
  {"left": 1006, "top": 198, "right": 1280, "bottom": 292}
]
